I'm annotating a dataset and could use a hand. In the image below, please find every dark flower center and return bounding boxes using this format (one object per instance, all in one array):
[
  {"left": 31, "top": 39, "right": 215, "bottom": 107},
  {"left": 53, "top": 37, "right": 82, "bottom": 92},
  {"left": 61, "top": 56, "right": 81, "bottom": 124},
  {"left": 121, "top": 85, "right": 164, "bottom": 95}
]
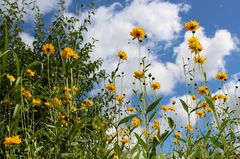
[{"left": 47, "top": 48, "right": 51, "bottom": 52}]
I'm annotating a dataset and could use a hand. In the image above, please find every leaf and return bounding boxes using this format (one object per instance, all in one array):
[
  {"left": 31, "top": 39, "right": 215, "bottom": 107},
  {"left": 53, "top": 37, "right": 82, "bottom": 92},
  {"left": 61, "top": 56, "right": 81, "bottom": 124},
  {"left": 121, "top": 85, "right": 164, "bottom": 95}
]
[
  {"left": 179, "top": 99, "right": 189, "bottom": 113},
  {"left": 210, "top": 136, "right": 223, "bottom": 149},
  {"left": 134, "top": 133, "right": 147, "bottom": 151},
  {"left": 13, "top": 104, "right": 21, "bottom": 119},
  {"left": 118, "top": 114, "right": 137, "bottom": 126},
  {"left": 168, "top": 117, "right": 175, "bottom": 129},
  {"left": 114, "top": 143, "right": 122, "bottom": 156},
  {"left": 146, "top": 98, "right": 162, "bottom": 114},
  {"left": 149, "top": 110, "right": 157, "bottom": 122},
  {"left": 205, "top": 97, "right": 215, "bottom": 112}
]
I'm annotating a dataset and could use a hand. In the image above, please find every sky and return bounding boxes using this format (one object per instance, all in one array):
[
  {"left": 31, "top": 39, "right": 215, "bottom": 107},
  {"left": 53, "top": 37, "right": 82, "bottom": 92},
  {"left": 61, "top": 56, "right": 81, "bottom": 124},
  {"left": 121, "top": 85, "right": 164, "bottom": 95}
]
[{"left": 13, "top": 0, "right": 240, "bottom": 153}]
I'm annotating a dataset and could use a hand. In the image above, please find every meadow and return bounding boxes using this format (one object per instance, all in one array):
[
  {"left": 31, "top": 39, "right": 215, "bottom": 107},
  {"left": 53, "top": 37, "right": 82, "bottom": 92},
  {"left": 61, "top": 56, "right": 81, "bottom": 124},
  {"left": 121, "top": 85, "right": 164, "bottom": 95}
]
[{"left": 0, "top": 1, "right": 240, "bottom": 159}]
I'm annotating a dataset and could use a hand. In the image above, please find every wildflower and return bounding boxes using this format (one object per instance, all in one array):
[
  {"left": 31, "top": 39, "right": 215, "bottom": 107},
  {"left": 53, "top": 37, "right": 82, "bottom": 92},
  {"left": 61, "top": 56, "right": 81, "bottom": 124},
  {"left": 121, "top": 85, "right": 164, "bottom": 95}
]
[
  {"left": 188, "top": 36, "right": 203, "bottom": 53},
  {"left": 42, "top": 43, "right": 55, "bottom": 56},
  {"left": 71, "top": 85, "right": 78, "bottom": 91},
  {"left": 216, "top": 72, "right": 228, "bottom": 81},
  {"left": 131, "top": 118, "right": 140, "bottom": 127},
  {"left": 200, "top": 102, "right": 207, "bottom": 108},
  {"left": 161, "top": 105, "right": 169, "bottom": 112},
  {"left": 26, "top": 69, "right": 36, "bottom": 77},
  {"left": 52, "top": 98, "right": 62, "bottom": 105},
  {"left": 64, "top": 86, "right": 71, "bottom": 92},
  {"left": 106, "top": 83, "right": 116, "bottom": 93},
  {"left": 117, "top": 50, "right": 128, "bottom": 60},
  {"left": 7, "top": 74, "right": 16, "bottom": 82},
  {"left": 217, "top": 94, "right": 225, "bottom": 100},
  {"left": 185, "top": 20, "right": 200, "bottom": 31},
  {"left": 44, "top": 102, "right": 51, "bottom": 108},
  {"left": 119, "top": 138, "right": 129, "bottom": 144},
  {"left": 222, "top": 95, "right": 228, "bottom": 102},
  {"left": 70, "top": 106, "right": 77, "bottom": 112},
  {"left": 3, "top": 135, "right": 21, "bottom": 145},
  {"left": 124, "top": 127, "right": 130, "bottom": 132},
  {"left": 186, "top": 124, "right": 194, "bottom": 132},
  {"left": 192, "top": 95, "right": 197, "bottom": 100},
  {"left": 32, "top": 99, "right": 41, "bottom": 106},
  {"left": 22, "top": 89, "right": 32, "bottom": 98},
  {"left": 175, "top": 132, "right": 182, "bottom": 139},
  {"left": 198, "top": 85, "right": 209, "bottom": 95},
  {"left": 86, "top": 98, "right": 93, "bottom": 106},
  {"left": 172, "top": 100, "right": 176, "bottom": 105},
  {"left": 196, "top": 110, "right": 205, "bottom": 117},
  {"left": 113, "top": 154, "right": 119, "bottom": 159},
  {"left": 173, "top": 140, "right": 180, "bottom": 145},
  {"left": 168, "top": 106, "right": 176, "bottom": 112},
  {"left": 151, "top": 81, "right": 161, "bottom": 91},
  {"left": 133, "top": 70, "right": 144, "bottom": 79},
  {"left": 75, "top": 117, "right": 81, "bottom": 123},
  {"left": 118, "top": 129, "right": 125, "bottom": 136},
  {"left": 152, "top": 119, "right": 160, "bottom": 130},
  {"left": 194, "top": 55, "right": 206, "bottom": 64},
  {"left": 130, "top": 27, "right": 146, "bottom": 40},
  {"left": 127, "top": 107, "right": 137, "bottom": 112},
  {"left": 61, "top": 47, "right": 78, "bottom": 59},
  {"left": 65, "top": 93, "right": 72, "bottom": 99},
  {"left": 81, "top": 103, "right": 88, "bottom": 112},
  {"left": 205, "top": 106, "right": 213, "bottom": 112},
  {"left": 116, "top": 95, "right": 124, "bottom": 103}
]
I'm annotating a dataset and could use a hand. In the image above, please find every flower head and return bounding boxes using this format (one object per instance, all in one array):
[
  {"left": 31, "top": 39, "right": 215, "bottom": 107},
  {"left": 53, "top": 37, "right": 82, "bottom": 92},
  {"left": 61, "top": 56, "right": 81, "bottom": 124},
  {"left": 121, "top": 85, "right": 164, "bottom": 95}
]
[
  {"left": 185, "top": 20, "right": 200, "bottom": 31},
  {"left": 131, "top": 118, "right": 140, "bottom": 127},
  {"left": 44, "top": 102, "right": 51, "bottom": 108},
  {"left": 186, "top": 124, "right": 194, "bottom": 132},
  {"left": 205, "top": 106, "right": 213, "bottom": 112},
  {"left": 22, "top": 89, "right": 32, "bottom": 98},
  {"left": 117, "top": 50, "right": 128, "bottom": 60},
  {"left": 192, "top": 95, "right": 197, "bottom": 100},
  {"left": 196, "top": 110, "right": 205, "bottom": 117},
  {"left": 151, "top": 81, "right": 161, "bottom": 91},
  {"left": 86, "top": 98, "right": 93, "bottom": 106},
  {"left": 61, "top": 47, "right": 78, "bottom": 59},
  {"left": 216, "top": 72, "right": 228, "bottom": 81},
  {"left": 3, "top": 135, "right": 21, "bottom": 145},
  {"left": 199, "top": 102, "right": 207, "bottom": 108},
  {"left": 106, "top": 83, "right": 116, "bottom": 93},
  {"left": 133, "top": 70, "right": 144, "bottom": 79},
  {"left": 26, "top": 69, "right": 36, "bottom": 77},
  {"left": 116, "top": 95, "right": 124, "bottom": 103},
  {"left": 152, "top": 119, "right": 160, "bottom": 130},
  {"left": 7, "top": 74, "right": 16, "bottom": 82},
  {"left": 32, "top": 99, "right": 41, "bottom": 106},
  {"left": 127, "top": 107, "right": 137, "bottom": 112},
  {"left": 119, "top": 138, "right": 129, "bottom": 144},
  {"left": 173, "top": 140, "right": 180, "bottom": 145},
  {"left": 198, "top": 85, "right": 209, "bottom": 95},
  {"left": 130, "top": 27, "right": 146, "bottom": 40},
  {"left": 168, "top": 106, "right": 176, "bottom": 112},
  {"left": 81, "top": 103, "right": 88, "bottom": 112},
  {"left": 42, "top": 43, "right": 55, "bottom": 56},
  {"left": 194, "top": 55, "right": 206, "bottom": 65},
  {"left": 175, "top": 132, "right": 182, "bottom": 139},
  {"left": 188, "top": 36, "right": 203, "bottom": 53},
  {"left": 52, "top": 98, "right": 62, "bottom": 105},
  {"left": 161, "top": 105, "right": 169, "bottom": 112}
]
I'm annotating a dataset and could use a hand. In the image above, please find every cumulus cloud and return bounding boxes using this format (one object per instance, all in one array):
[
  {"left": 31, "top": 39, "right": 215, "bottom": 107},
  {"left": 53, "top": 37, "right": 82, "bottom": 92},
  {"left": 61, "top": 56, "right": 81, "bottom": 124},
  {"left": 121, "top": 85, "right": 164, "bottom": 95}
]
[{"left": 19, "top": 32, "right": 35, "bottom": 50}]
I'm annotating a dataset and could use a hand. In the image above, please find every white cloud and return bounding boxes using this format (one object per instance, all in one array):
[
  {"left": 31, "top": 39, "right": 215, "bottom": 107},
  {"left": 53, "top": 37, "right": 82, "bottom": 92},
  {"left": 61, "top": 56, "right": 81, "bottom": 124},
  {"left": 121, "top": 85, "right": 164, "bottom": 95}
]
[{"left": 19, "top": 32, "right": 35, "bottom": 50}]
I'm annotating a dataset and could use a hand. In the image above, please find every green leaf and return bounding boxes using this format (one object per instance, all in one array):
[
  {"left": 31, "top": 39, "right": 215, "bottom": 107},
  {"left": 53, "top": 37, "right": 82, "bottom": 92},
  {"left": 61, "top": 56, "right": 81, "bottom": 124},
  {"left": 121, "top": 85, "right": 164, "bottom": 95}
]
[
  {"left": 205, "top": 97, "right": 215, "bottom": 112},
  {"left": 13, "top": 104, "right": 21, "bottom": 119},
  {"left": 168, "top": 117, "right": 175, "bottom": 129},
  {"left": 149, "top": 110, "right": 157, "bottom": 122},
  {"left": 134, "top": 133, "right": 147, "bottom": 151},
  {"left": 114, "top": 143, "right": 122, "bottom": 156},
  {"left": 179, "top": 99, "right": 189, "bottom": 113},
  {"left": 146, "top": 98, "right": 162, "bottom": 114},
  {"left": 118, "top": 114, "right": 137, "bottom": 126}
]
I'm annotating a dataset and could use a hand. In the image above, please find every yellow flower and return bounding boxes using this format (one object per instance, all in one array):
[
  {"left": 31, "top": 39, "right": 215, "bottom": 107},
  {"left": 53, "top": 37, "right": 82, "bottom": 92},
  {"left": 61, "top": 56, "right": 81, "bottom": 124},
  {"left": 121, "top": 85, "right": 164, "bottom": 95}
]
[
  {"left": 185, "top": 20, "right": 200, "bottom": 31},
  {"left": 71, "top": 86, "right": 78, "bottom": 91},
  {"left": 173, "top": 140, "right": 180, "bottom": 145},
  {"left": 26, "top": 69, "right": 36, "bottom": 77},
  {"left": 200, "top": 102, "right": 207, "bottom": 108},
  {"left": 186, "top": 124, "right": 194, "bottom": 132},
  {"left": 81, "top": 103, "right": 88, "bottom": 112},
  {"left": 172, "top": 100, "right": 176, "bottom": 105},
  {"left": 7, "top": 74, "right": 16, "bottom": 82},
  {"left": 198, "top": 85, "right": 209, "bottom": 95},
  {"left": 70, "top": 106, "right": 78, "bottom": 112},
  {"left": 188, "top": 36, "right": 203, "bottom": 53},
  {"left": 196, "top": 110, "right": 205, "bottom": 117},
  {"left": 118, "top": 129, "right": 125, "bottom": 136},
  {"left": 117, "top": 50, "right": 128, "bottom": 60},
  {"left": 168, "top": 106, "right": 176, "bottom": 112},
  {"left": 3, "top": 135, "right": 21, "bottom": 145},
  {"left": 131, "top": 117, "right": 140, "bottom": 127},
  {"left": 75, "top": 117, "right": 81, "bottom": 123},
  {"left": 130, "top": 27, "right": 146, "bottom": 40},
  {"left": 194, "top": 55, "right": 206, "bottom": 64},
  {"left": 52, "top": 98, "right": 62, "bottom": 105},
  {"left": 116, "top": 95, "right": 124, "bottom": 103},
  {"left": 161, "top": 105, "right": 169, "bottom": 112},
  {"left": 86, "top": 98, "right": 93, "bottom": 106},
  {"left": 113, "top": 154, "right": 119, "bottom": 159},
  {"left": 32, "top": 99, "right": 41, "bottom": 106},
  {"left": 44, "top": 102, "right": 51, "bottom": 108},
  {"left": 106, "top": 83, "right": 116, "bottom": 93},
  {"left": 192, "top": 95, "right": 197, "bottom": 100},
  {"left": 61, "top": 47, "right": 78, "bottom": 59},
  {"left": 151, "top": 81, "right": 161, "bottom": 91},
  {"left": 133, "top": 70, "right": 144, "bottom": 79},
  {"left": 152, "top": 119, "right": 160, "bottom": 130},
  {"left": 175, "top": 132, "right": 182, "bottom": 139},
  {"left": 119, "top": 138, "right": 130, "bottom": 144},
  {"left": 216, "top": 72, "right": 228, "bottom": 81},
  {"left": 42, "top": 43, "right": 55, "bottom": 56},
  {"left": 127, "top": 107, "right": 137, "bottom": 112},
  {"left": 205, "top": 106, "right": 213, "bottom": 112},
  {"left": 22, "top": 89, "right": 32, "bottom": 98},
  {"left": 65, "top": 93, "right": 72, "bottom": 99}
]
